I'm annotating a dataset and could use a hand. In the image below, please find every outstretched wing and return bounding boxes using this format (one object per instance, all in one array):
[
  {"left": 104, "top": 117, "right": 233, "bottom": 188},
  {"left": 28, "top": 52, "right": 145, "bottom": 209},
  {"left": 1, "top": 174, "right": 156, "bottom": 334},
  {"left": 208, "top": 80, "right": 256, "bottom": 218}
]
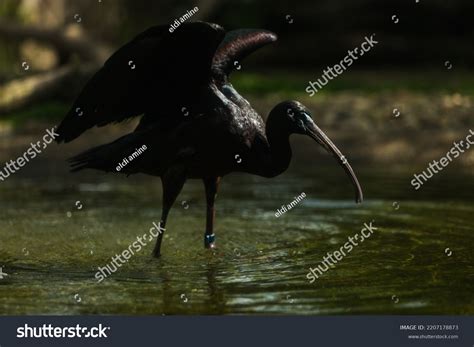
[
  {"left": 211, "top": 29, "right": 277, "bottom": 82},
  {"left": 56, "top": 22, "right": 225, "bottom": 143}
]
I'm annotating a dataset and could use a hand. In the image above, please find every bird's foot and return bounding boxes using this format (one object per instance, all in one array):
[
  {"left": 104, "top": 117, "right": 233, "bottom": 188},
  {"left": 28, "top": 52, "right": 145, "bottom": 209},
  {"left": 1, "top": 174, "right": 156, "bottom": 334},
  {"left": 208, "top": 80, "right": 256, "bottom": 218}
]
[{"left": 204, "top": 233, "right": 216, "bottom": 249}]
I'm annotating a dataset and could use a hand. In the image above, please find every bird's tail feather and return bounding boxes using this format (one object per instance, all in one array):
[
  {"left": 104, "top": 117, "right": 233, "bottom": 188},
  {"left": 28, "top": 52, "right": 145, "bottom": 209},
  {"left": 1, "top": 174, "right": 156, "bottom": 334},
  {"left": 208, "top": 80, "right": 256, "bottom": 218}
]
[
  {"left": 69, "top": 133, "right": 145, "bottom": 173},
  {"left": 69, "top": 143, "right": 114, "bottom": 172}
]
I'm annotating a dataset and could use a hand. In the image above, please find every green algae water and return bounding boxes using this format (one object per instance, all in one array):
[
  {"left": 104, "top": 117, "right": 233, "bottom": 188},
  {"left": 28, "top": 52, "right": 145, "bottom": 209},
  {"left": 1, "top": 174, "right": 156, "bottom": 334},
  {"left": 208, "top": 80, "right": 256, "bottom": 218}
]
[{"left": 0, "top": 136, "right": 473, "bottom": 315}]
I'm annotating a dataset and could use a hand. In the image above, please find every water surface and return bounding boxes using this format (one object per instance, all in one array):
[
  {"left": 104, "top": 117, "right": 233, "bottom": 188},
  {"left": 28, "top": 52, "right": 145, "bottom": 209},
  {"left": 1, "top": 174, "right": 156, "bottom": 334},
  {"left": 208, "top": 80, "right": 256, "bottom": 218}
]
[{"left": 1, "top": 149, "right": 472, "bottom": 315}]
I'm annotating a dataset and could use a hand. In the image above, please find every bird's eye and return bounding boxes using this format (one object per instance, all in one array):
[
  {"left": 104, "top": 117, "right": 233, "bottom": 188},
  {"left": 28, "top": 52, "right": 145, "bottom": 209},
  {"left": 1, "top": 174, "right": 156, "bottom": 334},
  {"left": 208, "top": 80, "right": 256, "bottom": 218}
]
[{"left": 286, "top": 108, "right": 295, "bottom": 119}]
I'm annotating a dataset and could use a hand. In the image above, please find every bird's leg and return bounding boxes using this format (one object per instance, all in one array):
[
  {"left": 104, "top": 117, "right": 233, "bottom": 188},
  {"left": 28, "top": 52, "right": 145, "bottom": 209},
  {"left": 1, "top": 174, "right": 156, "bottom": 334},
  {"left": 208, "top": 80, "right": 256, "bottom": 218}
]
[
  {"left": 203, "top": 177, "right": 221, "bottom": 249},
  {"left": 152, "top": 171, "right": 186, "bottom": 258}
]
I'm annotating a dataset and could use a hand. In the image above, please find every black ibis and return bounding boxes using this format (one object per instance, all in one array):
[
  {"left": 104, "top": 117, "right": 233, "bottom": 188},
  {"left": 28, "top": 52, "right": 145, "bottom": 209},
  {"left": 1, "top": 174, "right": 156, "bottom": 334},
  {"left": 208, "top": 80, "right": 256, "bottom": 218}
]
[{"left": 56, "top": 22, "right": 363, "bottom": 257}]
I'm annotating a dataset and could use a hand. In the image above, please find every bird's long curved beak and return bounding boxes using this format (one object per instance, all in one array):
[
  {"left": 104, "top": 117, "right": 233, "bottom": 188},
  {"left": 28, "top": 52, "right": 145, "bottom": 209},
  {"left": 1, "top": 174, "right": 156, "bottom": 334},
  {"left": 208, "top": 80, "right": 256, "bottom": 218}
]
[{"left": 306, "top": 119, "right": 363, "bottom": 203}]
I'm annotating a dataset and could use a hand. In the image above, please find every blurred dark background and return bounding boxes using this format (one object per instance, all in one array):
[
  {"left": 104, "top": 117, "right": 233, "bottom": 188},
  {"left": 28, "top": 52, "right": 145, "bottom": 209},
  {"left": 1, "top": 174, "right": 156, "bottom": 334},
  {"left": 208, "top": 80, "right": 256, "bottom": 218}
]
[
  {"left": 1, "top": 0, "right": 474, "bottom": 110},
  {"left": 2, "top": 0, "right": 474, "bottom": 74}
]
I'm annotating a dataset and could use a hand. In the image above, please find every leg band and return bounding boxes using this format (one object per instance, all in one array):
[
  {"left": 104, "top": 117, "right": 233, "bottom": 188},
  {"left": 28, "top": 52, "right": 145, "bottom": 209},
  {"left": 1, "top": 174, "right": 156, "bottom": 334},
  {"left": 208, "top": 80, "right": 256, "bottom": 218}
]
[{"left": 204, "top": 233, "right": 216, "bottom": 245}]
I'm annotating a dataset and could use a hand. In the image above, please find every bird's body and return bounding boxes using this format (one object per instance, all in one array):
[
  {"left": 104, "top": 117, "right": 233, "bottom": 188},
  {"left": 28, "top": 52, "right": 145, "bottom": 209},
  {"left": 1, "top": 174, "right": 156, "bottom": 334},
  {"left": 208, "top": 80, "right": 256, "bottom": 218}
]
[
  {"left": 73, "top": 83, "right": 271, "bottom": 178},
  {"left": 56, "top": 22, "right": 363, "bottom": 257}
]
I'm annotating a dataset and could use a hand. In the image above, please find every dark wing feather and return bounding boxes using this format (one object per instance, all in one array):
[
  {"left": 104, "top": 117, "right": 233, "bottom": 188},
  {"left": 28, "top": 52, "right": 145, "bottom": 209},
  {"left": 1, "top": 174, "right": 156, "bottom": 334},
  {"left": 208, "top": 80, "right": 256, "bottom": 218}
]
[
  {"left": 212, "top": 29, "right": 277, "bottom": 81},
  {"left": 56, "top": 22, "right": 225, "bottom": 143}
]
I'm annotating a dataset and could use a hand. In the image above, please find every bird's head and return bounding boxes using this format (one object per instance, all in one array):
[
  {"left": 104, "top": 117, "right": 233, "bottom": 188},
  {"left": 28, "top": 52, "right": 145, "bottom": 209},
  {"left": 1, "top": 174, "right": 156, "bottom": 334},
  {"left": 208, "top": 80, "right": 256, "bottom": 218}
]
[{"left": 269, "top": 100, "right": 363, "bottom": 203}]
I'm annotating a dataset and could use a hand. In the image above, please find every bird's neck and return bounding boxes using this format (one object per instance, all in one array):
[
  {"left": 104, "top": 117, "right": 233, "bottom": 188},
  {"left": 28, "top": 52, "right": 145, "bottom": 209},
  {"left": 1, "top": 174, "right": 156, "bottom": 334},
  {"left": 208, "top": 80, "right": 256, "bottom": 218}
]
[{"left": 263, "top": 121, "right": 292, "bottom": 178}]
